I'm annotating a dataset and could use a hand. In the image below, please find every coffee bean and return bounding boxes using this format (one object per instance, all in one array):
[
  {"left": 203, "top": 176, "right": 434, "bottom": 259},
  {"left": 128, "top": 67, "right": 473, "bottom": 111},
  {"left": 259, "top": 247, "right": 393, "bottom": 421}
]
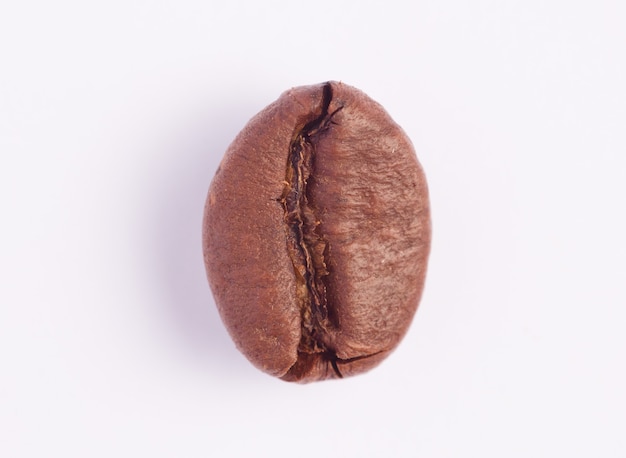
[{"left": 203, "top": 82, "right": 430, "bottom": 383}]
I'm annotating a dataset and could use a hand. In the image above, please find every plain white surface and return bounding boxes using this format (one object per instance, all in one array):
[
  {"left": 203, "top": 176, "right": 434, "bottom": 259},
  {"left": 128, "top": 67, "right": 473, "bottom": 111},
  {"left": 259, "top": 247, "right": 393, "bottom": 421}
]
[{"left": 1, "top": 1, "right": 625, "bottom": 456}]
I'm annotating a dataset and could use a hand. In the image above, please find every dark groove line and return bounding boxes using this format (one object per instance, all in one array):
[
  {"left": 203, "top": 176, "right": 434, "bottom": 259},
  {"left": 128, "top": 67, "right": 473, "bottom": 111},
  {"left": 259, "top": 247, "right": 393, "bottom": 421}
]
[{"left": 280, "top": 83, "right": 347, "bottom": 379}]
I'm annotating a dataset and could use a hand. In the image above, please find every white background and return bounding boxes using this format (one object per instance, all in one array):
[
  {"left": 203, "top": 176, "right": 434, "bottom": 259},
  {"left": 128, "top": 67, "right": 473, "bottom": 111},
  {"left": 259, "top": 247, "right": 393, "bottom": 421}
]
[{"left": 1, "top": 1, "right": 625, "bottom": 457}]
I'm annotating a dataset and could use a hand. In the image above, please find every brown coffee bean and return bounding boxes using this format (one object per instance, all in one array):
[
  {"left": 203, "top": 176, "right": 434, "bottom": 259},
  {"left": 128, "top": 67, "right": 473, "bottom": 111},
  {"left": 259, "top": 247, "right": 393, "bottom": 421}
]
[{"left": 203, "top": 81, "right": 430, "bottom": 383}]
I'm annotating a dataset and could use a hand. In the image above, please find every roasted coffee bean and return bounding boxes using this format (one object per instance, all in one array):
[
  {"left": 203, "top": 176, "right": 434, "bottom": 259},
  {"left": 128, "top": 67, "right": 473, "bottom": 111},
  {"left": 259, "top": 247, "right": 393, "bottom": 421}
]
[{"left": 203, "top": 81, "right": 430, "bottom": 383}]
